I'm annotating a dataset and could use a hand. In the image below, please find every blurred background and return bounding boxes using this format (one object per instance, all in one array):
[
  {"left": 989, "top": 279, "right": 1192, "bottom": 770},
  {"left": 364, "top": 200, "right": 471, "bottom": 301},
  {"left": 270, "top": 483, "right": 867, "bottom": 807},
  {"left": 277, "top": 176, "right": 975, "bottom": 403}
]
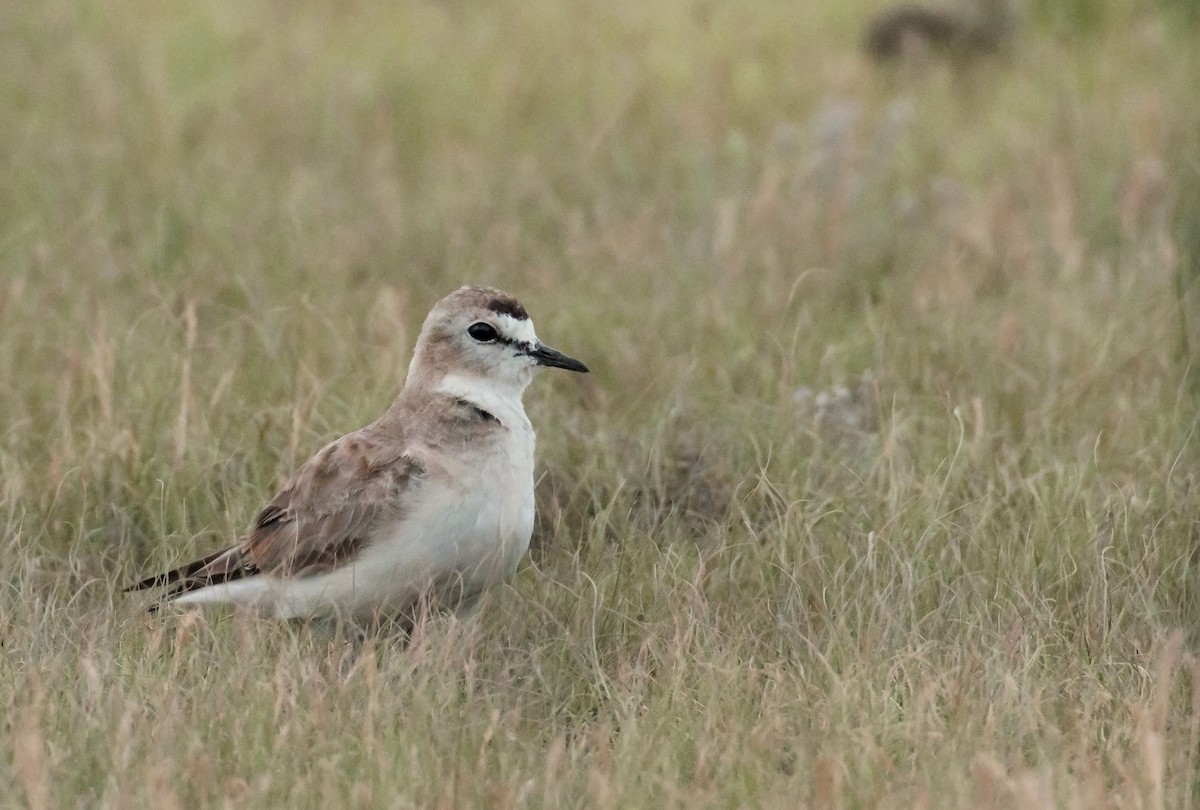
[{"left": 3, "top": 0, "right": 1197, "bottom": 371}]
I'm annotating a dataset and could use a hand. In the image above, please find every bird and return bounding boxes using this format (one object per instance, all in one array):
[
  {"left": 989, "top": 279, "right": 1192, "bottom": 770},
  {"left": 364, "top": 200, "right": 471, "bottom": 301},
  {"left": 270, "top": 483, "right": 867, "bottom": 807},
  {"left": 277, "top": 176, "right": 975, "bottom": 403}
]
[{"left": 126, "top": 285, "right": 589, "bottom": 628}]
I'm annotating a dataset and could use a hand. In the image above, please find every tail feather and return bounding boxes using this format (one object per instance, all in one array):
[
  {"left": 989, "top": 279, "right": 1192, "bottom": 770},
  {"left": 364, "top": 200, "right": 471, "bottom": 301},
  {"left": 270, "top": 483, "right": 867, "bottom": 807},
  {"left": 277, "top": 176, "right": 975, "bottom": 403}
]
[
  {"left": 126, "top": 545, "right": 260, "bottom": 610},
  {"left": 124, "top": 547, "right": 235, "bottom": 592}
]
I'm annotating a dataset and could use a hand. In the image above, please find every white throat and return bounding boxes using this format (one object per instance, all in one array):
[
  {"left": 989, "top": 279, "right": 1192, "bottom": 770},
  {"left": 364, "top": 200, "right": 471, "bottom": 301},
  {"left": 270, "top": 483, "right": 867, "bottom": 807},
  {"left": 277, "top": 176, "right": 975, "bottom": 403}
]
[{"left": 436, "top": 373, "right": 532, "bottom": 430}]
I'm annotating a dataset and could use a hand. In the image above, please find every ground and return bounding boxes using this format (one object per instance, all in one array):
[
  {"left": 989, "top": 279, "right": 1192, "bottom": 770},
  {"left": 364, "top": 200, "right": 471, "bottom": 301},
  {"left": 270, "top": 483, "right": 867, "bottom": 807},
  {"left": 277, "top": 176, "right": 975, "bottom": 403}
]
[{"left": 2, "top": 0, "right": 1199, "bottom": 806}]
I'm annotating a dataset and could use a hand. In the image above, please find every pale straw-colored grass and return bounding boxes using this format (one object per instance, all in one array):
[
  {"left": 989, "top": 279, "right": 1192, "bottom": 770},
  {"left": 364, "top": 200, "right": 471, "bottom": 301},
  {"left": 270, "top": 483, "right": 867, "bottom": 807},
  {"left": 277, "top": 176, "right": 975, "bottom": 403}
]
[{"left": 2, "top": 0, "right": 1198, "bottom": 806}]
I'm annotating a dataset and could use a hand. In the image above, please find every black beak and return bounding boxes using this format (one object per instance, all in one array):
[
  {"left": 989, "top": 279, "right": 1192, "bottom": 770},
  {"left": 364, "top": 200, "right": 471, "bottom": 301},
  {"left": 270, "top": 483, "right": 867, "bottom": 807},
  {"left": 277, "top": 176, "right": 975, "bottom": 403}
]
[{"left": 525, "top": 342, "right": 589, "bottom": 373}]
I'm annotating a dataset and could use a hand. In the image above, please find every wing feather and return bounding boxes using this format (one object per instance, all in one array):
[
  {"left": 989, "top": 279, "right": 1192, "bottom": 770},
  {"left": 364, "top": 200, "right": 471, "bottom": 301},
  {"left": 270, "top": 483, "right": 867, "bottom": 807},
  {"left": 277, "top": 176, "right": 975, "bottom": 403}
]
[
  {"left": 126, "top": 392, "right": 508, "bottom": 609},
  {"left": 241, "top": 429, "right": 424, "bottom": 577},
  {"left": 127, "top": 426, "right": 423, "bottom": 605}
]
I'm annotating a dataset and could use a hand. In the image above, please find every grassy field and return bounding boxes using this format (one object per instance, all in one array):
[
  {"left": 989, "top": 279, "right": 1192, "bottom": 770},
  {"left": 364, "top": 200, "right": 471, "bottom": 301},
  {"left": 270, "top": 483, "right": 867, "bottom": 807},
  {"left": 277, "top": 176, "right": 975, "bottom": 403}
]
[{"left": 3, "top": 0, "right": 1200, "bottom": 806}]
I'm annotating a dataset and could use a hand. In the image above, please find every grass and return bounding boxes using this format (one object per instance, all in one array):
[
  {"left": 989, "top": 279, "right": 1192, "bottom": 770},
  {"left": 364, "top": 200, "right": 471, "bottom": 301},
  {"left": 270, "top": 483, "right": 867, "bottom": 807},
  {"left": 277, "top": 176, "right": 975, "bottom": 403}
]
[{"left": 2, "top": 0, "right": 1200, "bottom": 806}]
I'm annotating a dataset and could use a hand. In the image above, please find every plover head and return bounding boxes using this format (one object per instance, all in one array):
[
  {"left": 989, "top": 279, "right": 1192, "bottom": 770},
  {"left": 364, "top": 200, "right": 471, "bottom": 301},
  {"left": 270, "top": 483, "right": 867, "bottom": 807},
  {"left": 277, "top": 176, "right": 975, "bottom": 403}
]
[{"left": 406, "top": 285, "right": 589, "bottom": 392}]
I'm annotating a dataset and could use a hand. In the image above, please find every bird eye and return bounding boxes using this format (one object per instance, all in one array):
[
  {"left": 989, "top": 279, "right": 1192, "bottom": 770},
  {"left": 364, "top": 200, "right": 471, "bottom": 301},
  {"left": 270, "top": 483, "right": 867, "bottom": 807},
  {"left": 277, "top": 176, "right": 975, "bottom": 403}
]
[{"left": 467, "top": 322, "right": 499, "bottom": 343}]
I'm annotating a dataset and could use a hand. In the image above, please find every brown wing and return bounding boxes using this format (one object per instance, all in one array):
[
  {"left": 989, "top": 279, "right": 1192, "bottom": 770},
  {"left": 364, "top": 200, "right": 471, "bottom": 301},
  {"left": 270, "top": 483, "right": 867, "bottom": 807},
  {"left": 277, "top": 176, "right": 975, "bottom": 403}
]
[
  {"left": 241, "top": 429, "right": 424, "bottom": 577},
  {"left": 127, "top": 427, "right": 423, "bottom": 605}
]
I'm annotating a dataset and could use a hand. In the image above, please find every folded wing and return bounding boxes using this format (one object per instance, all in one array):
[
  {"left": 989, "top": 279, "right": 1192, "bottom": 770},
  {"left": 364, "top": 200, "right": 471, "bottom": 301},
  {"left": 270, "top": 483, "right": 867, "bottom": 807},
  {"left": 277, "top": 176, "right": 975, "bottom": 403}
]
[{"left": 128, "top": 426, "right": 424, "bottom": 605}]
